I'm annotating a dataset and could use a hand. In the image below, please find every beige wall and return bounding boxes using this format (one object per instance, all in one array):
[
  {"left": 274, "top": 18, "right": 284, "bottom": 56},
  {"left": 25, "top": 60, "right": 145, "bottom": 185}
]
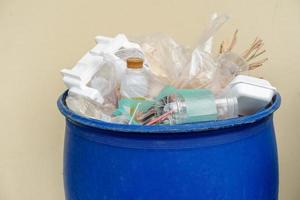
[{"left": 0, "top": 0, "right": 299, "bottom": 199}]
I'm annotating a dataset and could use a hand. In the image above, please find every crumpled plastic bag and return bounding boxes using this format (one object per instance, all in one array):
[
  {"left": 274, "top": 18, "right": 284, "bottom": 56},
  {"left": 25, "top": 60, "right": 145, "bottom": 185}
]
[
  {"left": 66, "top": 93, "right": 113, "bottom": 122},
  {"left": 136, "top": 33, "right": 192, "bottom": 85},
  {"left": 175, "top": 50, "right": 217, "bottom": 89},
  {"left": 206, "top": 52, "right": 249, "bottom": 94},
  {"left": 88, "top": 59, "right": 118, "bottom": 106},
  {"left": 66, "top": 61, "right": 118, "bottom": 122},
  {"left": 135, "top": 13, "right": 230, "bottom": 92}
]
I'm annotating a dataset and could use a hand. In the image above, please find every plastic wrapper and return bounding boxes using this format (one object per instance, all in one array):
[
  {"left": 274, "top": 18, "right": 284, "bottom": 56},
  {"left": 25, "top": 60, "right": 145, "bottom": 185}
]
[
  {"left": 176, "top": 13, "right": 229, "bottom": 89},
  {"left": 89, "top": 59, "right": 118, "bottom": 106},
  {"left": 175, "top": 51, "right": 217, "bottom": 89},
  {"left": 196, "top": 13, "right": 229, "bottom": 52},
  {"left": 66, "top": 93, "right": 113, "bottom": 122},
  {"left": 135, "top": 13, "right": 229, "bottom": 91},
  {"left": 206, "top": 52, "right": 248, "bottom": 94},
  {"left": 66, "top": 57, "right": 119, "bottom": 121},
  {"left": 136, "top": 33, "right": 192, "bottom": 85}
]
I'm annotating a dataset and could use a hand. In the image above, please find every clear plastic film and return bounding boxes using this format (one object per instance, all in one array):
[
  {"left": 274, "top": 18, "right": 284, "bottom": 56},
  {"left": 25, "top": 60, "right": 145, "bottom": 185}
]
[
  {"left": 175, "top": 13, "right": 229, "bottom": 89},
  {"left": 66, "top": 93, "right": 113, "bottom": 122},
  {"left": 66, "top": 56, "right": 120, "bottom": 121},
  {"left": 196, "top": 13, "right": 230, "bottom": 52},
  {"left": 135, "top": 33, "right": 192, "bottom": 85},
  {"left": 206, "top": 52, "right": 248, "bottom": 94},
  {"left": 89, "top": 59, "right": 118, "bottom": 106},
  {"left": 135, "top": 13, "right": 230, "bottom": 91}
]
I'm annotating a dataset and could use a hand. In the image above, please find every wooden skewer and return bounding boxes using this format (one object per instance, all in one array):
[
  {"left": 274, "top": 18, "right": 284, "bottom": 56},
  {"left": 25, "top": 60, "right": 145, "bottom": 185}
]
[
  {"left": 248, "top": 58, "right": 268, "bottom": 70},
  {"left": 222, "top": 40, "right": 228, "bottom": 53},
  {"left": 219, "top": 41, "right": 225, "bottom": 54},
  {"left": 247, "top": 47, "right": 265, "bottom": 62},
  {"left": 227, "top": 29, "right": 238, "bottom": 52},
  {"left": 252, "top": 49, "right": 266, "bottom": 59},
  {"left": 242, "top": 38, "right": 263, "bottom": 59},
  {"left": 241, "top": 37, "right": 258, "bottom": 57},
  {"left": 249, "top": 63, "right": 262, "bottom": 70}
]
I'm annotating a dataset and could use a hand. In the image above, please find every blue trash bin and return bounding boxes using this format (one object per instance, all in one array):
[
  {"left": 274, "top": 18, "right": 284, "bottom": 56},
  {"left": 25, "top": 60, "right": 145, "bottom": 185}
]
[{"left": 57, "top": 91, "right": 281, "bottom": 200}]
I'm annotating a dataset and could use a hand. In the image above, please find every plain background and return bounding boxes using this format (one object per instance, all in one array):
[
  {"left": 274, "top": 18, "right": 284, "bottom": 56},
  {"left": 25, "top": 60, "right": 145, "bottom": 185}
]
[{"left": 0, "top": 0, "right": 299, "bottom": 199}]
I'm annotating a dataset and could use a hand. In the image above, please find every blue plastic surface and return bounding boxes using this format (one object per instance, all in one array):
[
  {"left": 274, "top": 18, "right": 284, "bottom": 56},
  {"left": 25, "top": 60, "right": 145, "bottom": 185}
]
[{"left": 57, "top": 91, "right": 281, "bottom": 200}]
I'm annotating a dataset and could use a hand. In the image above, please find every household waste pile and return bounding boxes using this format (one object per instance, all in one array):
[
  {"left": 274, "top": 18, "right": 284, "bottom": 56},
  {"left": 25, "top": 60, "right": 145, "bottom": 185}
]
[{"left": 61, "top": 14, "right": 277, "bottom": 125}]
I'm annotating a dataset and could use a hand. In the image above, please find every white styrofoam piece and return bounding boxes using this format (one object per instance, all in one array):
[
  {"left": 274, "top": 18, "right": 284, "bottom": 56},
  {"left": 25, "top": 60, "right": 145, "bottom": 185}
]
[
  {"left": 229, "top": 75, "right": 276, "bottom": 91},
  {"left": 225, "top": 75, "right": 277, "bottom": 115},
  {"left": 61, "top": 34, "right": 141, "bottom": 104}
]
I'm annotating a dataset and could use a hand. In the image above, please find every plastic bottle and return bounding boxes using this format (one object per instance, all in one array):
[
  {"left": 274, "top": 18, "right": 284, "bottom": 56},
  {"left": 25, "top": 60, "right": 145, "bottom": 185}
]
[
  {"left": 215, "top": 97, "right": 238, "bottom": 119},
  {"left": 120, "top": 57, "right": 149, "bottom": 99},
  {"left": 160, "top": 75, "right": 277, "bottom": 124},
  {"left": 162, "top": 94, "right": 238, "bottom": 124},
  {"left": 159, "top": 88, "right": 218, "bottom": 125}
]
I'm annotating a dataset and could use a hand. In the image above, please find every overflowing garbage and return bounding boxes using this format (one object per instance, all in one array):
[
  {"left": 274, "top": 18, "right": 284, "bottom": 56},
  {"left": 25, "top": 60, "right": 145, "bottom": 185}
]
[{"left": 61, "top": 14, "right": 277, "bottom": 125}]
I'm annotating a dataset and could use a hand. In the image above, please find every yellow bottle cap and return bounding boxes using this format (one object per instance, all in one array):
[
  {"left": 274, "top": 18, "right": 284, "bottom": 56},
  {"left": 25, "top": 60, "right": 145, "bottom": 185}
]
[{"left": 127, "top": 57, "right": 144, "bottom": 69}]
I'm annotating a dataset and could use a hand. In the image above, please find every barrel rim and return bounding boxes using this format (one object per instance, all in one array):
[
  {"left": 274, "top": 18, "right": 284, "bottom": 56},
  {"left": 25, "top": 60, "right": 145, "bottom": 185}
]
[{"left": 57, "top": 90, "right": 281, "bottom": 134}]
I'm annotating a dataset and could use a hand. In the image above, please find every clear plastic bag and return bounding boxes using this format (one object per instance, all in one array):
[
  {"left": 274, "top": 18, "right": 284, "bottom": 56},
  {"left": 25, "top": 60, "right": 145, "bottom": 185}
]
[
  {"left": 136, "top": 33, "right": 192, "bottom": 85},
  {"left": 66, "top": 56, "right": 119, "bottom": 121},
  {"left": 135, "top": 13, "right": 229, "bottom": 91},
  {"left": 196, "top": 13, "right": 229, "bottom": 52},
  {"left": 66, "top": 93, "right": 113, "bottom": 122},
  {"left": 206, "top": 52, "right": 248, "bottom": 94},
  {"left": 176, "top": 13, "right": 229, "bottom": 89},
  {"left": 88, "top": 60, "right": 118, "bottom": 106},
  {"left": 174, "top": 50, "right": 217, "bottom": 88}
]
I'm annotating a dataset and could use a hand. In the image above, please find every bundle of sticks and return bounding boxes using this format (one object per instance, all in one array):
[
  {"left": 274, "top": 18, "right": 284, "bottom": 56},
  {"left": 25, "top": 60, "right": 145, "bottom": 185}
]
[{"left": 219, "top": 29, "right": 268, "bottom": 70}]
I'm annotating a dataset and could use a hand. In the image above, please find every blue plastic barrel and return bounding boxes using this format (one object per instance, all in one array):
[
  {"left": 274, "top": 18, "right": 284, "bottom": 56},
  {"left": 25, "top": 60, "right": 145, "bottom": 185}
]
[{"left": 57, "top": 91, "right": 281, "bottom": 200}]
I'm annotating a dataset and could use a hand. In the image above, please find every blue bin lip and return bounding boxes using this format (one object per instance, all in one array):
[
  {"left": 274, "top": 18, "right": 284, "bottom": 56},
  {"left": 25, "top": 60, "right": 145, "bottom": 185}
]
[{"left": 57, "top": 90, "right": 281, "bottom": 134}]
